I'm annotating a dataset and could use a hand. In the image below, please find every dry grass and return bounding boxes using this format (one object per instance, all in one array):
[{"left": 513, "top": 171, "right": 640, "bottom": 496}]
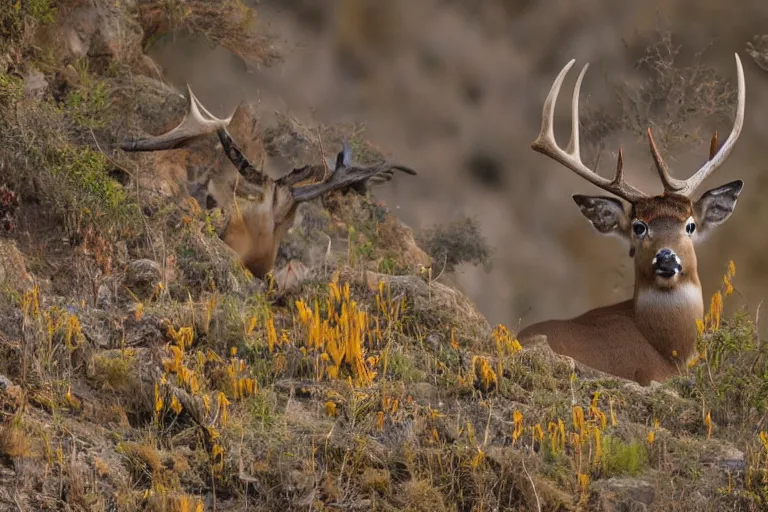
[
  {"left": 138, "top": 0, "right": 280, "bottom": 65},
  {"left": 0, "top": 2, "right": 766, "bottom": 511}
]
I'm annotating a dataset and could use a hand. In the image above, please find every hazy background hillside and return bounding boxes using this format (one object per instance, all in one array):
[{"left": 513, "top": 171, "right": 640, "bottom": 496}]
[{"left": 145, "top": 0, "right": 768, "bottom": 330}]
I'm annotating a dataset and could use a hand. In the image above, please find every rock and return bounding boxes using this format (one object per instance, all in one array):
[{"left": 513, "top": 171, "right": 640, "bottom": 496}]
[
  {"left": 356, "top": 268, "right": 491, "bottom": 344},
  {"left": 592, "top": 477, "right": 655, "bottom": 512},
  {"left": 123, "top": 314, "right": 166, "bottom": 348},
  {"left": 22, "top": 68, "right": 48, "bottom": 99},
  {"left": 273, "top": 259, "right": 309, "bottom": 292},
  {"left": 701, "top": 444, "right": 746, "bottom": 473},
  {"left": 59, "top": 7, "right": 101, "bottom": 60},
  {"left": 124, "top": 259, "right": 163, "bottom": 300},
  {"left": 0, "top": 239, "right": 33, "bottom": 293},
  {"left": 96, "top": 282, "right": 114, "bottom": 310}
]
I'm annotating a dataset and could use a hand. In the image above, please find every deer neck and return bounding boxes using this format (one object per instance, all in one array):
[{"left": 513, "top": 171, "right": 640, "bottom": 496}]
[{"left": 632, "top": 277, "right": 703, "bottom": 366}]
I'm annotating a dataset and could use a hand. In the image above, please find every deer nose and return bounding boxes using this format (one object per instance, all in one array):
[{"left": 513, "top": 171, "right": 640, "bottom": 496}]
[{"left": 652, "top": 248, "right": 682, "bottom": 277}]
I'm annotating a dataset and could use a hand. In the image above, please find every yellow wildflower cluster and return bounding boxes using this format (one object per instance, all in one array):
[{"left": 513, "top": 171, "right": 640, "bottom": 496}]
[
  {"left": 458, "top": 356, "right": 498, "bottom": 392},
  {"left": 172, "top": 495, "right": 205, "bottom": 512},
  {"left": 647, "top": 417, "right": 660, "bottom": 446},
  {"left": 21, "top": 283, "right": 85, "bottom": 371},
  {"left": 455, "top": 323, "right": 521, "bottom": 393},
  {"left": 512, "top": 410, "right": 524, "bottom": 444},
  {"left": 226, "top": 347, "right": 257, "bottom": 399},
  {"left": 294, "top": 281, "right": 381, "bottom": 387},
  {"left": 375, "top": 394, "right": 403, "bottom": 431},
  {"left": 512, "top": 392, "right": 619, "bottom": 500},
  {"left": 758, "top": 431, "right": 768, "bottom": 486},
  {"left": 160, "top": 326, "right": 257, "bottom": 407},
  {"left": 154, "top": 321, "right": 259, "bottom": 478},
  {"left": 162, "top": 326, "right": 202, "bottom": 395},
  {"left": 492, "top": 324, "right": 523, "bottom": 377},
  {"left": 698, "top": 260, "right": 736, "bottom": 336},
  {"left": 692, "top": 260, "right": 737, "bottom": 368}
]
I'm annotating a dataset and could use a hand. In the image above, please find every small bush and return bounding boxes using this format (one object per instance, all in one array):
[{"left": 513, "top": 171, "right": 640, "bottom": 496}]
[
  {"left": 0, "top": 73, "right": 24, "bottom": 107},
  {"left": 0, "top": 0, "right": 55, "bottom": 45},
  {"left": 420, "top": 216, "right": 492, "bottom": 273},
  {"left": 600, "top": 434, "right": 648, "bottom": 477},
  {"left": 48, "top": 144, "right": 140, "bottom": 236}
]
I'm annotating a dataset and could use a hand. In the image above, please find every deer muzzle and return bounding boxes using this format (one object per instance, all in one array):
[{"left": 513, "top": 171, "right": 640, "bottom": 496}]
[{"left": 652, "top": 248, "right": 682, "bottom": 278}]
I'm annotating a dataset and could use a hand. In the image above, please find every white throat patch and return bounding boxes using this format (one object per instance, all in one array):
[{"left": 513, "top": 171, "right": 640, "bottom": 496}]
[{"left": 635, "top": 282, "right": 702, "bottom": 310}]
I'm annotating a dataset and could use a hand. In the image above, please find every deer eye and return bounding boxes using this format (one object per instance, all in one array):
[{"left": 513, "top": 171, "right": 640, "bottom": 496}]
[
  {"left": 632, "top": 220, "right": 648, "bottom": 238},
  {"left": 686, "top": 221, "right": 696, "bottom": 235}
]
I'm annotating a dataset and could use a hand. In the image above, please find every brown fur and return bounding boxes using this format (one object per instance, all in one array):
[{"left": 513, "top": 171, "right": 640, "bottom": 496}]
[
  {"left": 519, "top": 189, "right": 738, "bottom": 386},
  {"left": 632, "top": 194, "right": 693, "bottom": 223},
  {"left": 522, "top": 55, "right": 745, "bottom": 385}
]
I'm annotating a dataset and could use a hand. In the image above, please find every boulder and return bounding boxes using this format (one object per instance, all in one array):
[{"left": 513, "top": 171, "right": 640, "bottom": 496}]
[{"left": 592, "top": 477, "right": 655, "bottom": 512}]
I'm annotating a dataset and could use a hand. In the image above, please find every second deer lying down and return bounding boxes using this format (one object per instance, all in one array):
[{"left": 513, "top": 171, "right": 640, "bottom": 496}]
[
  {"left": 518, "top": 54, "right": 747, "bottom": 386},
  {"left": 121, "top": 87, "right": 417, "bottom": 279}
]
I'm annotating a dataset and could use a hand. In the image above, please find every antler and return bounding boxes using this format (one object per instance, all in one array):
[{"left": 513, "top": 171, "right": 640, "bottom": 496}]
[
  {"left": 531, "top": 59, "right": 648, "bottom": 203},
  {"left": 121, "top": 85, "right": 234, "bottom": 152},
  {"left": 121, "top": 87, "right": 417, "bottom": 203},
  {"left": 532, "top": 53, "right": 746, "bottom": 201},
  {"left": 286, "top": 142, "right": 417, "bottom": 202},
  {"left": 646, "top": 53, "right": 746, "bottom": 197},
  {"left": 121, "top": 85, "right": 269, "bottom": 187}
]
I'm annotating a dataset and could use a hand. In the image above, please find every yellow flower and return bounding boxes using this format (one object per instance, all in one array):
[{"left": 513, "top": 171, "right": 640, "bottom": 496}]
[
  {"left": 512, "top": 411, "right": 524, "bottom": 443},
  {"left": 704, "top": 411, "right": 712, "bottom": 440}
]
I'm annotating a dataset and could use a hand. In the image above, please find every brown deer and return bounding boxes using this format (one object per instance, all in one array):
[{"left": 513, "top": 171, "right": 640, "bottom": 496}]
[
  {"left": 518, "top": 54, "right": 746, "bottom": 386},
  {"left": 120, "top": 86, "right": 416, "bottom": 279}
]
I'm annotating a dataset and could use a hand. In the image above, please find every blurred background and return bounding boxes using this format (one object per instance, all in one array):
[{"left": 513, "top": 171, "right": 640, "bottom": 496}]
[{"left": 146, "top": 0, "right": 768, "bottom": 334}]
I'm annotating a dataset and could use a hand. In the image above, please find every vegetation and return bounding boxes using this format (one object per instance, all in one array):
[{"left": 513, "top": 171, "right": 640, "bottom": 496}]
[
  {"left": 0, "top": 2, "right": 766, "bottom": 511},
  {"left": 420, "top": 216, "right": 493, "bottom": 273}
]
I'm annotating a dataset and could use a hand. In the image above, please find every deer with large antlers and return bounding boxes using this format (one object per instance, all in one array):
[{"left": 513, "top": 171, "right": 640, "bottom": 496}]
[
  {"left": 518, "top": 54, "right": 746, "bottom": 386},
  {"left": 120, "top": 87, "right": 416, "bottom": 279}
]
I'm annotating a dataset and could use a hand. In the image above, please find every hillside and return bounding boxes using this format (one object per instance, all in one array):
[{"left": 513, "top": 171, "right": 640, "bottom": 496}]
[{"left": 0, "top": 2, "right": 767, "bottom": 511}]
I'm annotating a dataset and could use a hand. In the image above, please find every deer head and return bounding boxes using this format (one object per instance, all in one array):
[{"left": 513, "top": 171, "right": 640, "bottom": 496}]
[
  {"left": 531, "top": 54, "right": 746, "bottom": 295},
  {"left": 121, "top": 86, "right": 417, "bottom": 279}
]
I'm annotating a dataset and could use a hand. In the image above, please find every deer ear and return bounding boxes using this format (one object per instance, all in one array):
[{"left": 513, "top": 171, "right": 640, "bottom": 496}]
[
  {"left": 572, "top": 195, "right": 631, "bottom": 239},
  {"left": 693, "top": 180, "right": 743, "bottom": 236}
]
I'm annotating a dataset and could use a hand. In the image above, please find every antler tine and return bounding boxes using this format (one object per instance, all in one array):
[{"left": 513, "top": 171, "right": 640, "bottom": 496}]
[
  {"left": 614, "top": 147, "right": 624, "bottom": 184},
  {"left": 531, "top": 60, "right": 648, "bottom": 203},
  {"left": 121, "top": 84, "right": 234, "bottom": 152},
  {"left": 676, "top": 53, "right": 746, "bottom": 197},
  {"left": 646, "top": 127, "right": 685, "bottom": 194},
  {"left": 708, "top": 131, "right": 719, "bottom": 161},
  {"left": 565, "top": 61, "right": 588, "bottom": 159}
]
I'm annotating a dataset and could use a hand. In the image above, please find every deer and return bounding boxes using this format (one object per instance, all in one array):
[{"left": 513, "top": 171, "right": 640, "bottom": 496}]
[
  {"left": 120, "top": 86, "right": 417, "bottom": 280},
  {"left": 517, "top": 53, "right": 746, "bottom": 386}
]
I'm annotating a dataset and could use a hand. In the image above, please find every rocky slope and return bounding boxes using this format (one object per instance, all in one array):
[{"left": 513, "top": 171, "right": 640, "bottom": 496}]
[{"left": 0, "top": 2, "right": 767, "bottom": 511}]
